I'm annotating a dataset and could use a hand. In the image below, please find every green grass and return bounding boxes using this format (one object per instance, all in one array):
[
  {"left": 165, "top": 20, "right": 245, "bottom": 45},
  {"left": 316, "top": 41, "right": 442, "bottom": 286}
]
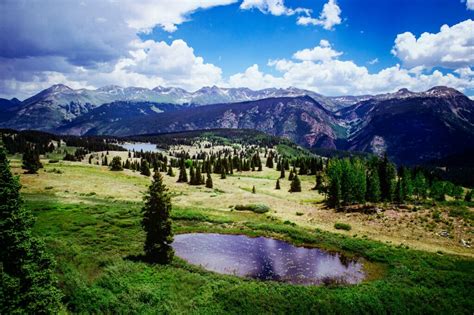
[{"left": 23, "top": 192, "right": 474, "bottom": 314}]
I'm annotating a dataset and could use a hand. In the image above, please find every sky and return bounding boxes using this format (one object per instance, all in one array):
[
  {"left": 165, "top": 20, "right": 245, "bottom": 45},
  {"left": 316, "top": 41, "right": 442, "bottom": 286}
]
[{"left": 0, "top": 0, "right": 473, "bottom": 99}]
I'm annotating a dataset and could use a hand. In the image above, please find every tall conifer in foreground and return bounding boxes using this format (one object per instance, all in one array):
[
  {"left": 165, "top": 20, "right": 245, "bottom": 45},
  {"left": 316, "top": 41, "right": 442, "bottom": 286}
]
[
  {"left": 141, "top": 171, "right": 174, "bottom": 264},
  {"left": 0, "top": 149, "right": 61, "bottom": 313}
]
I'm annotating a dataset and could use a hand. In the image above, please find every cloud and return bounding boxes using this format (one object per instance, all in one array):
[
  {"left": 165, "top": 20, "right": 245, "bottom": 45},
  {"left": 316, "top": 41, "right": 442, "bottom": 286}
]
[
  {"left": 296, "top": 0, "right": 342, "bottom": 30},
  {"left": 392, "top": 19, "right": 474, "bottom": 69},
  {"left": 228, "top": 40, "right": 474, "bottom": 96},
  {"left": 239, "top": 0, "right": 307, "bottom": 16},
  {"left": 293, "top": 40, "right": 343, "bottom": 62},
  {"left": 368, "top": 58, "right": 379, "bottom": 65},
  {"left": 462, "top": 0, "right": 474, "bottom": 10},
  {"left": 0, "top": 0, "right": 232, "bottom": 98}
]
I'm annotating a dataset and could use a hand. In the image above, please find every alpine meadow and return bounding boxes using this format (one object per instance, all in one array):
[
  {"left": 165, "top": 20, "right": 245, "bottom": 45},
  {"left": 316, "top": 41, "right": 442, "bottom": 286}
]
[{"left": 1, "top": 0, "right": 473, "bottom": 314}]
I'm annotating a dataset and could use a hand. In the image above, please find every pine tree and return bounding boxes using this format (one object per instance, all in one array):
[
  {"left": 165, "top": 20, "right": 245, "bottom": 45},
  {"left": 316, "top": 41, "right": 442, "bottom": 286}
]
[
  {"left": 280, "top": 166, "right": 285, "bottom": 179},
  {"left": 313, "top": 173, "right": 324, "bottom": 193},
  {"left": 22, "top": 149, "right": 42, "bottom": 174},
  {"left": 0, "top": 149, "right": 62, "bottom": 313},
  {"left": 221, "top": 169, "right": 226, "bottom": 179},
  {"left": 109, "top": 156, "right": 123, "bottom": 171},
  {"left": 141, "top": 172, "right": 174, "bottom": 264},
  {"left": 366, "top": 170, "right": 381, "bottom": 202},
  {"left": 177, "top": 164, "right": 187, "bottom": 183},
  {"left": 140, "top": 160, "right": 151, "bottom": 176},
  {"left": 266, "top": 155, "right": 274, "bottom": 168},
  {"left": 275, "top": 179, "right": 281, "bottom": 190},
  {"left": 326, "top": 159, "right": 342, "bottom": 208},
  {"left": 465, "top": 190, "right": 473, "bottom": 202},
  {"left": 288, "top": 170, "right": 294, "bottom": 181},
  {"left": 379, "top": 155, "right": 396, "bottom": 202},
  {"left": 289, "top": 174, "right": 302, "bottom": 192},
  {"left": 167, "top": 164, "right": 174, "bottom": 177},
  {"left": 252, "top": 185, "right": 256, "bottom": 194},
  {"left": 196, "top": 166, "right": 203, "bottom": 185},
  {"left": 189, "top": 165, "right": 196, "bottom": 185},
  {"left": 395, "top": 178, "right": 404, "bottom": 203},
  {"left": 205, "top": 172, "right": 213, "bottom": 188}
]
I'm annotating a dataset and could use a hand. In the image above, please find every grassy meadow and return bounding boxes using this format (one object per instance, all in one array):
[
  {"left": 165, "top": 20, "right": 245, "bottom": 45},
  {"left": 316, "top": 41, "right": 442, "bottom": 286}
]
[{"left": 7, "top": 146, "right": 474, "bottom": 313}]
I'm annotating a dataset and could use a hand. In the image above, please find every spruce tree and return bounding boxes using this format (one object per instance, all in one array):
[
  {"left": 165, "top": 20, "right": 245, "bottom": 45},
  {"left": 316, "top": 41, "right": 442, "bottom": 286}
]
[
  {"left": 177, "top": 164, "right": 187, "bottom": 183},
  {"left": 140, "top": 160, "right": 151, "bottom": 176},
  {"left": 252, "top": 185, "right": 256, "bottom": 194},
  {"left": 109, "top": 156, "right": 123, "bottom": 171},
  {"left": 288, "top": 170, "right": 294, "bottom": 181},
  {"left": 275, "top": 179, "right": 281, "bottom": 190},
  {"left": 141, "top": 172, "right": 174, "bottom": 264},
  {"left": 366, "top": 170, "right": 381, "bottom": 202},
  {"left": 22, "top": 149, "right": 42, "bottom": 174},
  {"left": 189, "top": 165, "right": 196, "bottom": 185},
  {"left": 465, "top": 190, "right": 472, "bottom": 202},
  {"left": 313, "top": 173, "right": 324, "bottom": 193},
  {"left": 289, "top": 174, "right": 302, "bottom": 192},
  {"left": 379, "top": 155, "right": 396, "bottom": 202},
  {"left": 280, "top": 166, "right": 285, "bottom": 179},
  {"left": 0, "top": 149, "right": 62, "bottom": 313},
  {"left": 167, "top": 164, "right": 174, "bottom": 177},
  {"left": 221, "top": 169, "right": 226, "bottom": 179},
  {"left": 205, "top": 172, "right": 213, "bottom": 188}
]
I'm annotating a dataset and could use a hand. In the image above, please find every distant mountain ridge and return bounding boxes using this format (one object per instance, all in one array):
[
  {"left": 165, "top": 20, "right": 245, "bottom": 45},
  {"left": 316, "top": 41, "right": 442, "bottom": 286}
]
[{"left": 1, "top": 85, "right": 473, "bottom": 164}]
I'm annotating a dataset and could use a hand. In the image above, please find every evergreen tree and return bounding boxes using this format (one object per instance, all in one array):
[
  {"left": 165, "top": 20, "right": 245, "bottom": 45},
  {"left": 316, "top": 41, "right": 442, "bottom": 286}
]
[
  {"left": 280, "top": 166, "right": 285, "bottom": 179},
  {"left": 195, "top": 166, "right": 203, "bottom": 185},
  {"left": 430, "top": 181, "right": 446, "bottom": 201},
  {"left": 313, "top": 173, "right": 324, "bottom": 192},
  {"left": 167, "top": 164, "right": 174, "bottom": 177},
  {"left": 22, "top": 149, "right": 42, "bottom": 174},
  {"left": 189, "top": 165, "right": 196, "bottom": 185},
  {"left": 379, "top": 155, "right": 396, "bottom": 202},
  {"left": 0, "top": 149, "right": 62, "bottom": 313},
  {"left": 275, "top": 179, "right": 281, "bottom": 190},
  {"left": 266, "top": 155, "right": 274, "bottom": 168},
  {"left": 141, "top": 172, "right": 174, "bottom": 264},
  {"left": 109, "top": 156, "right": 123, "bottom": 171},
  {"left": 140, "top": 160, "right": 151, "bottom": 176},
  {"left": 205, "top": 172, "right": 213, "bottom": 188},
  {"left": 366, "top": 170, "right": 381, "bottom": 202},
  {"left": 289, "top": 174, "right": 302, "bottom": 192},
  {"left": 413, "top": 172, "right": 428, "bottom": 200},
  {"left": 177, "top": 164, "right": 187, "bottom": 183},
  {"left": 288, "top": 170, "right": 294, "bottom": 181},
  {"left": 221, "top": 169, "right": 226, "bottom": 179},
  {"left": 465, "top": 190, "right": 472, "bottom": 202},
  {"left": 326, "top": 159, "right": 342, "bottom": 208},
  {"left": 252, "top": 185, "right": 256, "bottom": 194},
  {"left": 395, "top": 178, "right": 404, "bottom": 203}
]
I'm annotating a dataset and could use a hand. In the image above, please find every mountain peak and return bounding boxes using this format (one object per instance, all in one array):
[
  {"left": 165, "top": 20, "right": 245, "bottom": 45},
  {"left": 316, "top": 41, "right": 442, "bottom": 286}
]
[
  {"left": 425, "top": 86, "right": 464, "bottom": 97},
  {"left": 47, "top": 84, "right": 73, "bottom": 93}
]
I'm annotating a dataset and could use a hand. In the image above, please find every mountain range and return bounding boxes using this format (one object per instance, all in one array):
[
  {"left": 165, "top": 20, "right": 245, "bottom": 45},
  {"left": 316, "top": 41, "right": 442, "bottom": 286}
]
[{"left": 1, "top": 84, "right": 473, "bottom": 164}]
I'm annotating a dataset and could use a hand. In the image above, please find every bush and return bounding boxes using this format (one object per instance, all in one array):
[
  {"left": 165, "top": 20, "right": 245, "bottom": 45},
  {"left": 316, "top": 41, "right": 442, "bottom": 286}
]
[
  {"left": 234, "top": 204, "right": 270, "bottom": 214},
  {"left": 334, "top": 222, "right": 352, "bottom": 231}
]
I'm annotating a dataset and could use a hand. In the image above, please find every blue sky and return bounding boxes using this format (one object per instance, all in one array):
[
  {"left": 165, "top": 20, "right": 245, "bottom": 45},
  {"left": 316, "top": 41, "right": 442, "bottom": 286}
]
[{"left": 0, "top": 0, "right": 473, "bottom": 99}]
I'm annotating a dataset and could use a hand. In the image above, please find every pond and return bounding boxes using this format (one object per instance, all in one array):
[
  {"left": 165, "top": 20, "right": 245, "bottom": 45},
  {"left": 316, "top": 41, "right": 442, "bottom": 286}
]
[
  {"left": 119, "top": 142, "right": 162, "bottom": 152},
  {"left": 172, "top": 233, "right": 365, "bottom": 285}
]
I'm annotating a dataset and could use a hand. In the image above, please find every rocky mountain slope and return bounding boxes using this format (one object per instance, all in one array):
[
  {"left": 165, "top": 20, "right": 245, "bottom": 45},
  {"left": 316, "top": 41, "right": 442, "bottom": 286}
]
[{"left": 2, "top": 85, "right": 473, "bottom": 164}]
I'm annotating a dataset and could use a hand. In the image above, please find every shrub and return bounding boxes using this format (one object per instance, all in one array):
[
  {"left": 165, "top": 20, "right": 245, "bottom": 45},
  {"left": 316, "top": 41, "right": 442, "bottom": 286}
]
[
  {"left": 334, "top": 222, "right": 352, "bottom": 231},
  {"left": 234, "top": 204, "right": 270, "bottom": 214}
]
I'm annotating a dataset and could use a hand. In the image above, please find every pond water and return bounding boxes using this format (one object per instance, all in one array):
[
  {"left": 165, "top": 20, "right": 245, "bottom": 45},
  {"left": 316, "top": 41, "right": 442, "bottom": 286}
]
[
  {"left": 119, "top": 142, "right": 162, "bottom": 152},
  {"left": 172, "top": 233, "right": 365, "bottom": 285}
]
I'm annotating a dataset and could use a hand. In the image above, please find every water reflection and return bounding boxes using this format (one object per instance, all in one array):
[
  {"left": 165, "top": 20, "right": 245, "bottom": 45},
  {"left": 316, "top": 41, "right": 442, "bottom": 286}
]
[
  {"left": 172, "top": 233, "right": 365, "bottom": 285},
  {"left": 120, "top": 142, "right": 161, "bottom": 152}
]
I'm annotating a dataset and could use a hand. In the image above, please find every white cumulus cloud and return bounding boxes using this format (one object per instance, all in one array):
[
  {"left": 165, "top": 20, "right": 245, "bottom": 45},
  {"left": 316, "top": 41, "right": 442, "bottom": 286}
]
[
  {"left": 391, "top": 19, "right": 474, "bottom": 69},
  {"left": 293, "top": 40, "right": 343, "bottom": 62},
  {"left": 297, "top": 0, "right": 342, "bottom": 30}
]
